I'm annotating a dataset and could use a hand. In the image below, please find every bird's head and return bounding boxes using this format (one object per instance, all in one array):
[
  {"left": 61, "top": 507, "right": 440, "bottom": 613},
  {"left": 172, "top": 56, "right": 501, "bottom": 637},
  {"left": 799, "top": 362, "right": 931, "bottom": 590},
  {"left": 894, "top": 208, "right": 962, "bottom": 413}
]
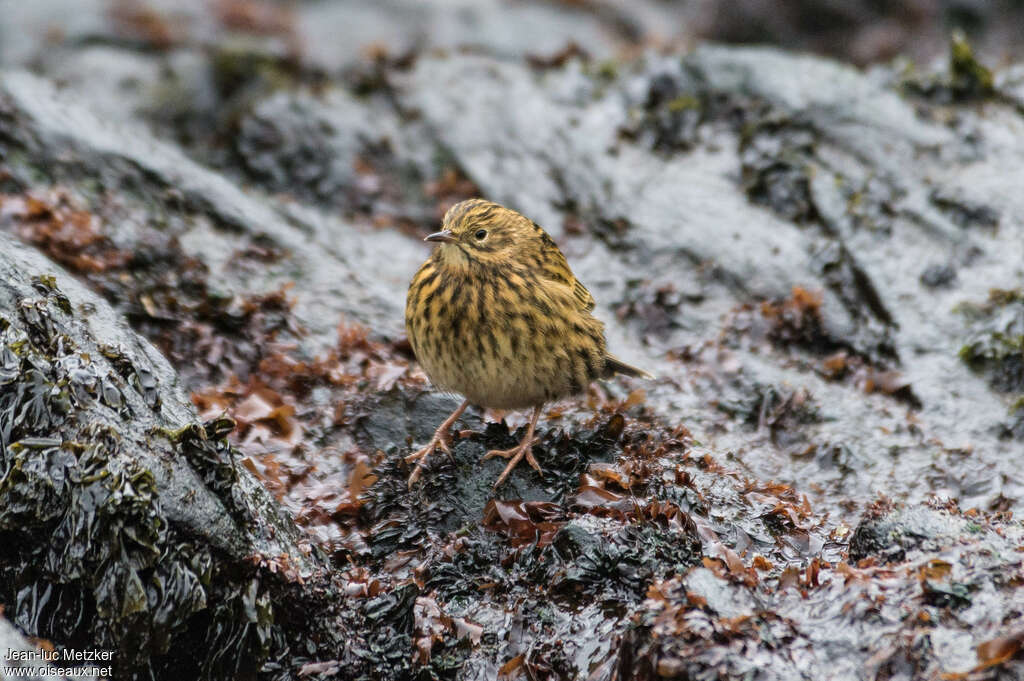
[{"left": 425, "top": 199, "right": 547, "bottom": 268}]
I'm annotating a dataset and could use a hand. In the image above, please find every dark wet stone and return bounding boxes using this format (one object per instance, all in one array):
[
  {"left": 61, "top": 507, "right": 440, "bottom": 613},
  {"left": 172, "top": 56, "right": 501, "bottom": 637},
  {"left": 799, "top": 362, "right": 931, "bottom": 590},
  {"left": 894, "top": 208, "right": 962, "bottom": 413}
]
[
  {"left": 552, "top": 521, "right": 602, "bottom": 561},
  {"left": 848, "top": 506, "right": 968, "bottom": 564},
  {"left": 919, "top": 263, "right": 957, "bottom": 288},
  {"left": 930, "top": 189, "right": 1000, "bottom": 229},
  {"left": 1002, "top": 410, "right": 1024, "bottom": 441},
  {"left": 683, "top": 567, "right": 757, "bottom": 618},
  {"left": 234, "top": 91, "right": 375, "bottom": 209}
]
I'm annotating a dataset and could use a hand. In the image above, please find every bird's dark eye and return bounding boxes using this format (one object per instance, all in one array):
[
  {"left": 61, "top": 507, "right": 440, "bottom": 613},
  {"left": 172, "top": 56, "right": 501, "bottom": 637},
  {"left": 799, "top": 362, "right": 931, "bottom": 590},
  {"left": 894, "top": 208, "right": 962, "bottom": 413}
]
[{"left": 474, "top": 229, "right": 487, "bottom": 240}]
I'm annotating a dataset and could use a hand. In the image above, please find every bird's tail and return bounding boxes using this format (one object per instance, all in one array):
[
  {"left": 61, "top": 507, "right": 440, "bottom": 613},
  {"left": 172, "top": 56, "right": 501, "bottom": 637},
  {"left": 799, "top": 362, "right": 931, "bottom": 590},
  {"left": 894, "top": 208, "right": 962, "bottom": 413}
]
[{"left": 604, "top": 354, "right": 653, "bottom": 379}]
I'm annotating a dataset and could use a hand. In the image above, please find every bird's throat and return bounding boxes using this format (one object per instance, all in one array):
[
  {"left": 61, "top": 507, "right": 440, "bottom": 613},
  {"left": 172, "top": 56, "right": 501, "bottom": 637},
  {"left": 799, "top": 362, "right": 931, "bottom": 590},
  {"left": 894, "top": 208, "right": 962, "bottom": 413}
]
[{"left": 434, "top": 243, "right": 471, "bottom": 271}]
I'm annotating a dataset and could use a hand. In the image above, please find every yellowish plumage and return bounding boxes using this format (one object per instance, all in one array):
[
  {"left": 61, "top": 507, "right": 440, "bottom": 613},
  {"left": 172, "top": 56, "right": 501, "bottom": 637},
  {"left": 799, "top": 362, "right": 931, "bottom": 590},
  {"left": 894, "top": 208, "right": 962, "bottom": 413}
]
[{"left": 404, "top": 199, "right": 648, "bottom": 488}]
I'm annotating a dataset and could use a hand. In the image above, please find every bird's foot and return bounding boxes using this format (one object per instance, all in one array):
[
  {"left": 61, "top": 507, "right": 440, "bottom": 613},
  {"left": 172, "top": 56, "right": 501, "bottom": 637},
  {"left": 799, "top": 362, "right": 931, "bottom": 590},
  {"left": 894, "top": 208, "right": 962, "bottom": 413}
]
[
  {"left": 483, "top": 436, "right": 542, "bottom": 489},
  {"left": 406, "top": 426, "right": 456, "bottom": 488}
]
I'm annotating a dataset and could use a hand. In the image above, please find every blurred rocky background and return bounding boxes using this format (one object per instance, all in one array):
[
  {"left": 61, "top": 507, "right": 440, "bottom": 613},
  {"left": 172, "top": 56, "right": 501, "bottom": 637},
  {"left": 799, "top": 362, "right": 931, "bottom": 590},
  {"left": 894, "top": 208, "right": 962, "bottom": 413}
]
[{"left": 1, "top": 1, "right": 1023, "bottom": 680}]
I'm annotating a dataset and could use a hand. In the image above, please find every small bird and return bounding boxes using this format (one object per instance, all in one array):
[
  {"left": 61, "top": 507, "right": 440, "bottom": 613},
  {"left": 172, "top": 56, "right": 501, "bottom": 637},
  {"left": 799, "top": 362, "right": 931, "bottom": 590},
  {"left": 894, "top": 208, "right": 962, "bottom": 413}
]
[{"left": 404, "top": 199, "right": 649, "bottom": 489}]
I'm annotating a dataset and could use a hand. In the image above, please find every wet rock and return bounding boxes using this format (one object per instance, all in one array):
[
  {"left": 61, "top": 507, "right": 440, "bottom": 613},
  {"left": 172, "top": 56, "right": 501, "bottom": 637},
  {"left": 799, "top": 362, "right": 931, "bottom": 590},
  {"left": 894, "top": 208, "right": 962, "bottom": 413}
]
[
  {"left": 359, "top": 392, "right": 629, "bottom": 554},
  {"left": 848, "top": 504, "right": 970, "bottom": 563},
  {"left": 231, "top": 89, "right": 425, "bottom": 215},
  {"left": 7, "top": 0, "right": 1024, "bottom": 77},
  {"left": 691, "top": 0, "right": 1024, "bottom": 65},
  {"left": 930, "top": 188, "right": 1001, "bottom": 229},
  {"left": 920, "top": 263, "right": 957, "bottom": 288},
  {"left": 0, "top": 69, "right": 426, "bottom": 384},
  {"left": 2, "top": 6, "right": 1024, "bottom": 680},
  {"left": 621, "top": 502, "right": 1024, "bottom": 680},
  {"left": 298, "top": 0, "right": 622, "bottom": 70}
]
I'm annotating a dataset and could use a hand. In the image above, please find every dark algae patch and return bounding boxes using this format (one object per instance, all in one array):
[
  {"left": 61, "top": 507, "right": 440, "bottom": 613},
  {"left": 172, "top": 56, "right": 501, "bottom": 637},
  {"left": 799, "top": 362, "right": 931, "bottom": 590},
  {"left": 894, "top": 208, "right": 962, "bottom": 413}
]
[
  {"left": 959, "top": 289, "right": 1024, "bottom": 395},
  {"left": 353, "top": 400, "right": 706, "bottom": 680},
  {"left": 0, "top": 236, "right": 359, "bottom": 679}
]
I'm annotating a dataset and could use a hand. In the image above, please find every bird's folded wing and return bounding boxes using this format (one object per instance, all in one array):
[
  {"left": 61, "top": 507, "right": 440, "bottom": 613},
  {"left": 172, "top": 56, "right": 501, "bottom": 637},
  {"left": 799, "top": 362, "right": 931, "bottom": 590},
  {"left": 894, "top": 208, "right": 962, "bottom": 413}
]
[
  {"left": 571, "top": 278, "right": 596, "bottom": 312},
  {"left": 539, "top": 249, "right": 596, "bottom": 313}
]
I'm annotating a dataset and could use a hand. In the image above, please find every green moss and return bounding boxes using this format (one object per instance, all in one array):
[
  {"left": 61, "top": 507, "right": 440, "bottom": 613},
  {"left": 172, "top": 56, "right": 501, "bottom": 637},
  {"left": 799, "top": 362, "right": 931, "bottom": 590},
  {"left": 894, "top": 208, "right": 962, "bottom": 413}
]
[
  {"left": 959, "top": 334, "right": 1024, "bottom": 365},
  {"left": 666, "top": 95, "right": 700, "bottom": 113},
  {"left": 150, "top": 423, "right": 203, "bottom": 443},
  {"left": 899, "top": 31, "right": 996, "bottom": 103},
  {"left": 593, "top": 59, "right": 619, "bottom": 81},
  {"left": 987, "top": 288, "right": 1024, "bottom": 307},
  {"left": 31, "top": 274, "right": 58, "bottom": 291},
  {"left": 957, "top": 288, "right": 1024, "bottom": 397},
  {"left": 211, "top": 39, "right": 298, "bottom": 101},
  {"left": 949, "top": 31, "right": 994, "bottom": 99}
]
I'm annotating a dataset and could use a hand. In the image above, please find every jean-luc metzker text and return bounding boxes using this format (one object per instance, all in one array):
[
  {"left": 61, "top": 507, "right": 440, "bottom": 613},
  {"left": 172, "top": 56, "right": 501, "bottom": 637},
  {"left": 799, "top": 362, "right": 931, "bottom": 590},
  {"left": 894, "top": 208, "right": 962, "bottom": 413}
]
[{"left": 5, "top": 648, "right": 114, "bottom": 662}]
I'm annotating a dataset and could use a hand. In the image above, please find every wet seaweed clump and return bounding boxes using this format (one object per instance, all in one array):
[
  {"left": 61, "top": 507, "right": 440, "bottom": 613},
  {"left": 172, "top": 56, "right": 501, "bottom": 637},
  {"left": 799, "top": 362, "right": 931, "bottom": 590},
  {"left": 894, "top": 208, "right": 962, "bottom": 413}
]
[
  {"left": 848, "top": 498, "right": 983, "bottom": 565},
  {"left": 621, "top": 580, "right": 802, "bottom": 681},
  {"left": 0, "top": 262, "right": 289, "bottom": 678},
  {"left": 724, "top": 286, "right": 916, "bottom": 405},
  {"left": 613, "top": 491, "right": 1024, "bottom": 681},
  {"left": 958, "top": 288, "right": 1024, "bottom": 395},
  {"left": 740, "top": 116, "right": 820, "bottom": 224},
  {"left": 350, "top": 398, "right": 704, "bottom": 677},
  {"left": 192, "top": 319, "right": 419, "bottom": 552},
  {"left": 760, "top": 286, "right": 828, "bottom": 349},
  {"left": 614, "top": 279, "right": 693, "bottom": 343},
  {"left": 0, "top": 186, "right": 301, "bottom": 391},
  {"left": 620, "top": 72, "right": 705, "bottom": 154},
  {"left": 724, "top": 285, "right": 835, "bottom": 358},
  {"left": 0, "top": 190, "right": 132, "bottom": 274},
  {"left": 551, "top": 505, "right": 702, "bottom": 601},
  {"left": 409, "top": 490, "right": 703, "bottom": 678},
  {"left": 357, "top": 409, "right": 610, "bottom": 562},
  {"left": 141, "top": 283, "right": 300, "bottom": 390}
]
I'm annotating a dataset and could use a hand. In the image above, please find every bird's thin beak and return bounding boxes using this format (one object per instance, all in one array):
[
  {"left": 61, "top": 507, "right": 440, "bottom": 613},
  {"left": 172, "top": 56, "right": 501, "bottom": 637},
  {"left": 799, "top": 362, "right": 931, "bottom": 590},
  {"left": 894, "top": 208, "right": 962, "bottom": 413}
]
[{"left": 424, "top": 229, "right": 456, "bottom": 243}]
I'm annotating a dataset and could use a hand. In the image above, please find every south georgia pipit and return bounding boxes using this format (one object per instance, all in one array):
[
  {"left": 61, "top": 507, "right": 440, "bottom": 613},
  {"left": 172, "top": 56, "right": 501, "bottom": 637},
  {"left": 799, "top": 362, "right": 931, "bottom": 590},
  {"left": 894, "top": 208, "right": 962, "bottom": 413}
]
[{"left": 404, "top": 199, "right": 650, "bottom": 490}]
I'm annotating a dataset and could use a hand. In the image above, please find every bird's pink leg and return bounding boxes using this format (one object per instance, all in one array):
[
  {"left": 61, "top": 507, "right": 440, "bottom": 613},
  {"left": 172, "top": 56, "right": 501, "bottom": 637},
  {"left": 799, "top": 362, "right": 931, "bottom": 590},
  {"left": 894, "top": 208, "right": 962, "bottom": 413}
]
[
  {"left": 483, "top": 405, "right": 543, "bottom": 489},
  {"left": 406, "top": 398, "right": 470, "bottom": 488}
]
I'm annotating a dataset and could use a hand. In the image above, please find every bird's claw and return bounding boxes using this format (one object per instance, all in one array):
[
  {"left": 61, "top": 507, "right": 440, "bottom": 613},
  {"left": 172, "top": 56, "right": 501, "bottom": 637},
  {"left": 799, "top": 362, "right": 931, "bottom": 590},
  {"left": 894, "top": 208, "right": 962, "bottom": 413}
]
[
  {"left": 484, "top": 437, "right": 542, "bottom": 489},
  {"left": 406, "top": 430, "right": 456, "bottom": 488},
  {"left": 436, "top": 438, "right": 457, "bottom": 465}
]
